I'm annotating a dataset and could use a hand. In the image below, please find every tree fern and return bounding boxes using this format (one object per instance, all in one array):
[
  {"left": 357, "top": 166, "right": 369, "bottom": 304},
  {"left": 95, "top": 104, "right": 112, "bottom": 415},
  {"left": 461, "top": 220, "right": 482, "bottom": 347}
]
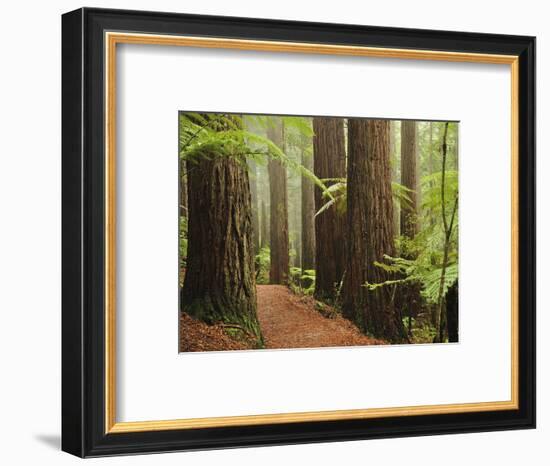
[
  {"left": 365, "top": 163, "right": 459, "bottom": 304},
  {"left": 179, "top": 112, "right": 330, "bottom": 195},
  {"left": 314, "top": 179, "right": 415, "bottom": 217}
]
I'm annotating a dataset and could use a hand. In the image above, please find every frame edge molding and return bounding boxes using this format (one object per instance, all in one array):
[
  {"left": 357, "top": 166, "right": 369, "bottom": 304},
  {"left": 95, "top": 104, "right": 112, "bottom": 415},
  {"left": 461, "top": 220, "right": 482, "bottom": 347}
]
[{"left": 61, "top": 7, "right": 536, "bottom": 458}]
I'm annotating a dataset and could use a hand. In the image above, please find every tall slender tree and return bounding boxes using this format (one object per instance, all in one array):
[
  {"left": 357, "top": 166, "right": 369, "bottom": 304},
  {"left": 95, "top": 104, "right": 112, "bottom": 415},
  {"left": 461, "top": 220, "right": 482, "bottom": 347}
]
[
  {"left": 248, "top": 159, "right": 260, "bottom": 255},
  {"left": 400, "top": 120, "right": 421, "bottom": 334},
  {"left": 301, "top": 145, "right": 315, "bottom": 271},
  {"left": 342, "top": 119, "right": 405, "bottom": 342},
  {"left": 286, "top": 134, "right": 302, "bottom": 269},
  {"left": 312, "top": 117, "right": 346, "bottom": 301},
  {"left": 267, "top": 117, "right": 289, "bottom": 284},
  {"left": 428, "top": 122, "right": 435, "bottom": 232},
  {"left": 389, "top": 121, "right": 400, "bottom": 235},
  {"left": 434, "top": 122, "right": 458, "bottom": 343},
  {"left": 181, "top": 116, "right": 262, "bottom": 342},
  {"left": 400, "top": 120, "right": 419, "bottom": 237},
  {"left": 292, "top": 202, "right": 302, "bottom": 268},
  {"left": 260, "top": 200, "right": 269, "bottom": 249}
]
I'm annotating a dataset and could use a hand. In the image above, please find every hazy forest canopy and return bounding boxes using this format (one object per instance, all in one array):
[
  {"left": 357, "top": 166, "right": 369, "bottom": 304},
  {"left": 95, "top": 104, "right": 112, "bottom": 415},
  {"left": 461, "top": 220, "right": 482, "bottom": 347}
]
[{"left": 178, "top": 112, "right": 459, "bottom": 352}]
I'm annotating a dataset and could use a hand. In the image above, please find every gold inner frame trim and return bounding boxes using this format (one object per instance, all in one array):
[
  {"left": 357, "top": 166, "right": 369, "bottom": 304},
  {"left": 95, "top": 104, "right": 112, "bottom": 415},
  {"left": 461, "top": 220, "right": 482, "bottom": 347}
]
[{"left": 104, "top": 31, "right": 520, "bottom": 434}]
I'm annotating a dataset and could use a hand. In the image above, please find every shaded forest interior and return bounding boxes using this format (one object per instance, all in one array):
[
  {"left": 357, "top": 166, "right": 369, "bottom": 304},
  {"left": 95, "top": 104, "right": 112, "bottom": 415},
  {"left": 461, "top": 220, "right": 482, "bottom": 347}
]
[{"left": 179, "top": 113, "right": 459, "bottom": 352}]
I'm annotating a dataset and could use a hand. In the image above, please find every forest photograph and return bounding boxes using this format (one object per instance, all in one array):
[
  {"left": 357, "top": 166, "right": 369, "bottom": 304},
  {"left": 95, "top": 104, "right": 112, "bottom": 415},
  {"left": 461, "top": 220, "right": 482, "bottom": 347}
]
[{"left": 178, "top": 112, "right": 459, "bottom": 352}]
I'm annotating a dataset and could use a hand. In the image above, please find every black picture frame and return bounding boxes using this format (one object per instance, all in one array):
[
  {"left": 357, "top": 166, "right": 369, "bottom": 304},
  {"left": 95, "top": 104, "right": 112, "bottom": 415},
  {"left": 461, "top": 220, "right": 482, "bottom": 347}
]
[{"left": 62, "top": 7, "right": 536, "bottom": 458}]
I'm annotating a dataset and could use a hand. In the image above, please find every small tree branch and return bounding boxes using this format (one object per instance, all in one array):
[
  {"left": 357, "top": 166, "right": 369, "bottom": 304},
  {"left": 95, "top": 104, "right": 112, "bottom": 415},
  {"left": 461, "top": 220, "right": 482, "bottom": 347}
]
[{"left": 440, "top": 122, "right": 450, "bottom": 235}]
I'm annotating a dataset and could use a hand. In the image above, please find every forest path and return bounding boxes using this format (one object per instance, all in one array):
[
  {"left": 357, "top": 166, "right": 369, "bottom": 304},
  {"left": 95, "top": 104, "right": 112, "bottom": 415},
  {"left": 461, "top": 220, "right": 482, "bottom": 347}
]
[{"left": 256, "top": 285, "right": 382, "bottom": 349}]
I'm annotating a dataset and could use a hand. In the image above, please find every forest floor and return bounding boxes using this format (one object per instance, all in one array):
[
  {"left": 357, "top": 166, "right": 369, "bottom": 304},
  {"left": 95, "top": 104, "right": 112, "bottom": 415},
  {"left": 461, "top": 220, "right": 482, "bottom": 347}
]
[
  {"left": 179, "top": 312, "right": 256, "bottom": 352},
  {"left": 179, "top": 285, "right": 384, "bottom": 352},
  {"left": 256, "top": 285, "right": 384, "bottom": 349}
]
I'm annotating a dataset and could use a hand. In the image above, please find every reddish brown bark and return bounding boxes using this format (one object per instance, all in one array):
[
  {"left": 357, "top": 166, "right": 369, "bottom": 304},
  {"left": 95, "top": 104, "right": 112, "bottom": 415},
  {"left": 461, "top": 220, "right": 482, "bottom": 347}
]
[
  {"left": 341, "top": 118, "right": 368, "bottom": 329},
  {"left": 267, "top": 118, "right": 289, "bottom": 284},
  {"left": 365, "top": 120, "right": 405, "bottom": 341},
  {"left": 181, "top": 150, "right": 261, "bottom": 342},
  {"left": 312, "top": 117, "right": 346, "bottom": 302},
  {"left": 342, "top": 119, "right": 405, "bottom": 342}
]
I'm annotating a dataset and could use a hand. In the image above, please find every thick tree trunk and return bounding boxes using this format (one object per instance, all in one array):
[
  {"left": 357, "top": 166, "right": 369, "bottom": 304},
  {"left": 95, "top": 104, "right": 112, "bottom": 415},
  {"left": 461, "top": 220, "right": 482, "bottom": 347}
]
[
  {"left": 445, "top": 281, "right": 459, "bottom": 342},
  {"left": 267, "top": 118, "right": 289, "bottom": 284},
  {"left": 365, "top": 120, "right": 405, "bottom": 341},
  {"left": 341, "top": 118, "right": 368, "bottom": 329},
  {"left": 181, "top": 149, "right": 261, "bottom": 343},
  {"left": 400, "top": 120, "right": 418, "bottom": 237},
  {"left": 301, "top": 149, "right": 315, "bottom": 271},
  {"left": 249, "top": 159, "right": 260, "bottom": 255},
  {"left": 313, "top": 117, "right": 346, "bottom": 301},
  {"left": 342, "top": 119, "right": 405, "bottom": 342}
]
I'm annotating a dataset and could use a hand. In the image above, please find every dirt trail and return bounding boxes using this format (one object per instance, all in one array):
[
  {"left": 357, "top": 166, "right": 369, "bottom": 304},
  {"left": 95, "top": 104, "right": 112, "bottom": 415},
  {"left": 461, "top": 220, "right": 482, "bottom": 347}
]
[{"left": 256, "top": 285, "right": 382, "bottom": 349}]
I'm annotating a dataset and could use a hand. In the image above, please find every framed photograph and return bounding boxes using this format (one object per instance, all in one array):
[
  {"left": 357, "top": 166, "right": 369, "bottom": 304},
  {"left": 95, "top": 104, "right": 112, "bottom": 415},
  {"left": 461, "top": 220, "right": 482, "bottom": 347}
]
[{"left": 62, "top": 7, "right": 535, "bottom": 457}]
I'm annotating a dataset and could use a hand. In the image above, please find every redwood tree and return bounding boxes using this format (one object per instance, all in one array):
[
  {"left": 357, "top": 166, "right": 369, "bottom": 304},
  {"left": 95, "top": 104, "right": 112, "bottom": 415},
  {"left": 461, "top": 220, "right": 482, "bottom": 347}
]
[
  {"left": 342, "top": 118, "right": 405, "bottom": 342},
  {"left": 180, "top": 117, "right": 261, "bottom": 343},
  {"left": 301, "top": 147, "right": 315, "bottom": 271},
  {"left": 341, "top": 118, "right": 368, "bottom": 329},
  {"left": 400, "top": 120, "right": 421, "bottom": 332},
  {"left": 400, "top": 120, "right": 419, "bottom": 237},
  {"left": 260, "top": 200, "right": 269, "bottom": 249},
  {"left": 249, "top": 159, "right": 260, "bottom": 255},
  {"left": 267, "top": 118, "right": 289, "bottom": 284},
  {"left": 365, "top": 120, "right": 405, "bottom": 341},
  {"left": 312, "top": 117, "right": 346, "bottom": 301}
]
